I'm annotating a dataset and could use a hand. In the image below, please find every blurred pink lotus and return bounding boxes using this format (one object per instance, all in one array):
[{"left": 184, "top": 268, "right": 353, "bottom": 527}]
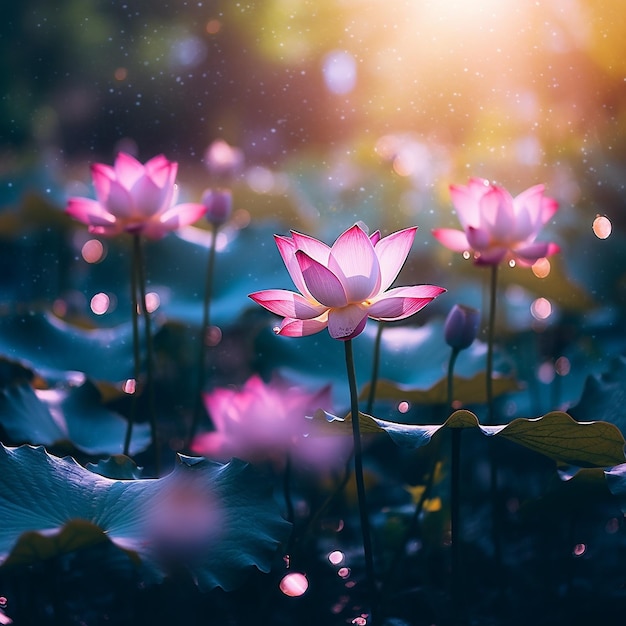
[
  {"left": 432, "top": 177, "right": 559, "bottom": 266},
  {"left": 191, "top": 375, "right": 347, "bottom": 469},
  {"left": 249, "top": 224, "right": 445, "bottom": 340},
  {"left": 67, "top": 153, "right": 207, "bottom": 239}
]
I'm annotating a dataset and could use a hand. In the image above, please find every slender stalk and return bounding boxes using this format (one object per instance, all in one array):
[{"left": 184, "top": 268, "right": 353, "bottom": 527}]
[
  {"left": 448, "top": 347, "right": 462, "bottom": 615},
  {"left": 365, "top": 321, "right": 385, "bottom": 416},
  {"left": 123, "top": 235, "right": 142, "bottom": 456},
  {"left": 344, "top": 339, "right": 377, "bottom": 624},
  {"left": 134, "top": 234, "right": 160, "bottom": 474},
  {"left": 188, "top": 224, "right": 220, "bottom": 448},
  {"left": 486, "top": 263, "right": 503, "bottom": 591},
  {"left": 486, "top": 264, "right": 498, "bottom": 425}
]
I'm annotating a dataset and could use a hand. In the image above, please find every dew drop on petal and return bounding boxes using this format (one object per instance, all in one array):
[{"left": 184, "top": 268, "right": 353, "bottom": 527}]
[
  {"left": 352, "top": 616, "right": 368, "bottom": 625},
  {"left": 508, "top": 259, "right": 516, "bottom": 268},
  {"left": 572, "top": 543, "right": 586, "bottom": 556},
  {"left": 279, "top": 572, "right": 309, "bottom": 597},
  {"left": 398, "top": 401, "right": 410, "bottom": 413},
  {"left": 123, "top": 378, "right": 137, "bottom": 394},
  {"left": 592, "top": 215, "right": 612, "bottom": 239},
  {"left": 0, "top": 598, "right": 6, "bottom": 608},
  {"left": 337, "top": 567, "right": 351, "bottom": 579},
  {"left": 462, "top": 250, "right": 471, "bottom": 260}
]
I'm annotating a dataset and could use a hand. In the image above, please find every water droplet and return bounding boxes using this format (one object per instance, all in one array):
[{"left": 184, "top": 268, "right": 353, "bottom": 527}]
[
  {"left": 328, "top": 550, "right": 344, "bottom": 565},
  {"left": 555, "top": 356, "right": 570, "bottom": 376},
  {"left": 531, "top": 257, "right": 550, "bottom": 278},
  {"left": 81, "top": 239, "right": 106, "bottom": 263},
  {"left": 572, "top": 543, "right": 586, "bottom": 556},
  {"left": 592, "top": 215, "right": 611, "bottom": 239},
  {"left": 145, "top": 292, "right": 160, "bottom": 313},
  {"left": 279, "top": 572, "right": 308, "bottom": 597},
  {"left": 530, "top": 297, "right": 551, "bottom": 320},
  {"left": 338, "top": 567, "right": 351, "bottom": 578},
  {"left": 90, "top": 292, "right": 110, "bottom": 315},
  {"left": 123, "top": 379, "right": 137, "bottom": 394},
  {"left": 462, "top": 250, "right": 471, "bottom": 260},
  {"left": 0, "top": 597, "right": 7, "bottom": 608},
  {"left": 398, "top": 401, "right": 410, "bottom": 414}
]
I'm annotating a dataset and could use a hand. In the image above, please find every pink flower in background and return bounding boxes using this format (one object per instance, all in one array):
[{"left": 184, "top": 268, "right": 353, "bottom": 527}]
[
  {"left": 191, "top": 375, "right": 347, "bottom": 469},
  {"left": 432, "top": 177, "right": 559, "bottom": 266},
  {"left": 66, "top": 153, "right": 207, "bottom": 239},
  {"left": 249, "top": 224, "right": 445, "bottom": 340}
]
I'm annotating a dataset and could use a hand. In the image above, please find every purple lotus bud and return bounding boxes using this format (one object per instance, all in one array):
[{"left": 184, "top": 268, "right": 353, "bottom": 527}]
[
  {"left": 444, "top": 304, "right": 480, "bottom": 351},
  {"left": 202, "top": 189, "right": 233, "bottom": 227}
]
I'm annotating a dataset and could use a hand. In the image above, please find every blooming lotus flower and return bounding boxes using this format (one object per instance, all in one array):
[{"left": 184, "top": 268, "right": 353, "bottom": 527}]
[
  {"left": 432, "top": 177, "right": 559, "bottom": 266},
  {"left": 66, "top": 152, "right": 207, "bottom": 239},
  {"left": 191, "top": 375, "right": 347, "bottom": 469},
  {"left": 249, "top": 224, "right": 446, "bottom": 340}
]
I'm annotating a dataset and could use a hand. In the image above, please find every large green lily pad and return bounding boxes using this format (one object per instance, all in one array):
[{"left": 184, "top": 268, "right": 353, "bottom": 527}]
[
  {"left": 0, "top": 444, "right": 291, "bottom": 591},
  {"left": 313, "top": 409, "right": 626, "bottom": 468},
  {"left": 0, "top": 381, "right": 150, "bottom": 456}
]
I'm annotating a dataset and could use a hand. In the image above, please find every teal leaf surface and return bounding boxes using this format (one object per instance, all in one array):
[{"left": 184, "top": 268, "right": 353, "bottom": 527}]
[
  {"left": 313, "top": 409, "right": 626, "bottom": 468},
  {"left": 0, "top": 312, "right": 138, "bottom": 381},
  {"left": 0, "top": 381, "right": 150, "bottom": 456},
  {"left": 569, "top": 355, "right": 626, "bottom": 432},
  {"left": 0, "top": 445, "right": 291, "bottom": 591}
]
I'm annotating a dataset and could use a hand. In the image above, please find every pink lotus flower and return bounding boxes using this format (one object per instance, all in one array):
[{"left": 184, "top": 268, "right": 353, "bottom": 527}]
[
  {"left": 432, "top": 177, "right": 559, "bottom": 266},
  {"left": 66, "top": 153, "right": 207, "bottom": 239},
  {"left": 191, "top": 375, "right": 347, "bottom": 469},
  {"left": 249, "top": 224, "right": 446, "bottom": 340}
]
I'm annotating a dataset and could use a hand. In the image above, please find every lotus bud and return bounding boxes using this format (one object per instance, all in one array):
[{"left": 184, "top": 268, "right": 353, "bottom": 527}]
[
  {"left": 202, "top": 189, "right": 233, "bottom": 227},
  {"left": 444, "top": 304, "right": 480, "bottom": 351}
]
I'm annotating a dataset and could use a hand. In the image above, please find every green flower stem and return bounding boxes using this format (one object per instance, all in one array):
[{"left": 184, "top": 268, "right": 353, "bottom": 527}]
[
  {"left": 344, "top": 339, "right": 377, "bottom": 624},
  {"left": 448, "top": 346, "right": 462, "bottom": 614},
  {"left": 123, "top": 237, "right": 142, "bottom": 457},
  {"left": 188, "top": 224, "right": 220, "bottom": 449},
  {"left": 486, "top": 263, "right": 498, "bottom": 425},
  {"left": 134, "top": 234, "right": 160, "bottom": 475},
  {"left": 486, "top": 263, "right": 503, "bottom": 588},
  {"left": 365, "top": 322, "right": 385, "bottom": 415}
]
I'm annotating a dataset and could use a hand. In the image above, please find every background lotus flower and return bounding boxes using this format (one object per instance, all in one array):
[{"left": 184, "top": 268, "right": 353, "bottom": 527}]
[
  {"left": 432, "top": 177, "right": 559, "bottom": 266},
  {"left": 66, "top": 152, "right": 207, "bottom": 239},
  {"left": 191, "top": 375, "right": 347, "bottom": 469},
  {"left": 249, "top": 224, "right": 445, "bottom": 340}
]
